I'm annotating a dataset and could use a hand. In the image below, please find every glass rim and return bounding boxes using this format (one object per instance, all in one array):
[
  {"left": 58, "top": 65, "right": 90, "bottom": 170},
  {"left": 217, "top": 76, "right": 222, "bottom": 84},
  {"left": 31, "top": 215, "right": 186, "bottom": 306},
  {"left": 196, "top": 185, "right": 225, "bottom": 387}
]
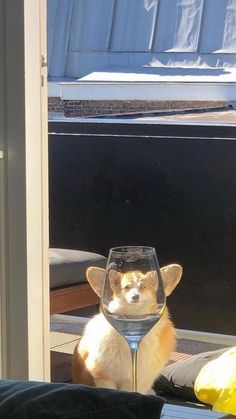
[{"left": 109, "top": 246, "right": 156, "bottom": 256}]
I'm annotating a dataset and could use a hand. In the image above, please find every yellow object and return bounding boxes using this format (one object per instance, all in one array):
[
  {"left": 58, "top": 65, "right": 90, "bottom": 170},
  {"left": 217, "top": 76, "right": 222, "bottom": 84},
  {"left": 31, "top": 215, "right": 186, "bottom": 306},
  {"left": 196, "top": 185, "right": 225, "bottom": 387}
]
[{"left": 194, "top": 347, "right": 236, "bottom": 415}]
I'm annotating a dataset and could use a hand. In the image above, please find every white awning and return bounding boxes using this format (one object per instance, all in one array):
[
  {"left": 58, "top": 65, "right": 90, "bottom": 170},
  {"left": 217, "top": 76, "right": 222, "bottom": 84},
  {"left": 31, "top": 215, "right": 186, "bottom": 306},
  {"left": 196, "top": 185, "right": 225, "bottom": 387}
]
[{"left": 55, "top": 66, "right": 236, "bottom": 101}]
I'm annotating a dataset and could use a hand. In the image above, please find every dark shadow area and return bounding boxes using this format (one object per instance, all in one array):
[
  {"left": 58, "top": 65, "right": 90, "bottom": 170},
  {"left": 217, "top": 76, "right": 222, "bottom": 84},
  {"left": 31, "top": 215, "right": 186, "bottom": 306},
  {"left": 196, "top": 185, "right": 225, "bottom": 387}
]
[
  {"left": 51, "top": 351, "right": 72, "bottom": 383},
  {"left": 49, "top": 121, "right": 236, "bottom": 335}
]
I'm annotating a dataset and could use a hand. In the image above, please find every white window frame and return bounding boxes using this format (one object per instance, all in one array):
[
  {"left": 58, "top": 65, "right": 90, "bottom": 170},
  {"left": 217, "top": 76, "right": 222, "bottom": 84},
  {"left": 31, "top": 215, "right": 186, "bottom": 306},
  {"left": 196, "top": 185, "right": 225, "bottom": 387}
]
[{"left": 0, "top": 0, "right": 50, "bottom": 381}]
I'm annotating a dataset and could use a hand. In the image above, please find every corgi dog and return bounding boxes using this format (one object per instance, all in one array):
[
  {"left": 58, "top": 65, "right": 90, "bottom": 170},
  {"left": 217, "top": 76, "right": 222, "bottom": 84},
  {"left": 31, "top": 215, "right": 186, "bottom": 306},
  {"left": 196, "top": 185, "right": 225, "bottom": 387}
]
[{"left": 72, "top": 264, "right": 182, "bottom": 394}]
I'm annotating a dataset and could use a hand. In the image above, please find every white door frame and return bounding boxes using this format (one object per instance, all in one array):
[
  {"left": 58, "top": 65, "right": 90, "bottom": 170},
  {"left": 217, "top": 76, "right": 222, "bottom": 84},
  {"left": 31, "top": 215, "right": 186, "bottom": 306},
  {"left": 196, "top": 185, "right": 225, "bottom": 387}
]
[{"left": 0, "top": 0, "right": 50, "bottom": 381}]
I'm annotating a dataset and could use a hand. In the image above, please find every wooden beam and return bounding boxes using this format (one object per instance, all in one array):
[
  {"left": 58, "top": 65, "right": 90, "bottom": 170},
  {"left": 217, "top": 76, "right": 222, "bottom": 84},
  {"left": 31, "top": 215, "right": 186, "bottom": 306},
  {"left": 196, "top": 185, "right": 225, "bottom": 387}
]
[{"left": 50, "top": 283, "right": 100, "bottom": 315}]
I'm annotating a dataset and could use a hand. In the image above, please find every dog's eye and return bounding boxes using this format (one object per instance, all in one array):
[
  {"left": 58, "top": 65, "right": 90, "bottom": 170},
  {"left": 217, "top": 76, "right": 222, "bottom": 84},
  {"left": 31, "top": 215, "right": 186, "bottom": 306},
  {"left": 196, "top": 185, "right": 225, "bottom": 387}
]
[
  {"left": 124, "top": 285, "right": 131, "bottom": 290},
  {"left": 139, "top": 284, "right": 145, "bottom": 290}
]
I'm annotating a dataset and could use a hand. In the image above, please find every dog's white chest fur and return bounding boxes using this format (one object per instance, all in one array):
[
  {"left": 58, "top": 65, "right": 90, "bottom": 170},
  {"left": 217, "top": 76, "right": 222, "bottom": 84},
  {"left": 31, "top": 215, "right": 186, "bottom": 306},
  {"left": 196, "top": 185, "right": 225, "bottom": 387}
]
[{"left": 79, "top": 310, "right": 175, "bottom": 394}]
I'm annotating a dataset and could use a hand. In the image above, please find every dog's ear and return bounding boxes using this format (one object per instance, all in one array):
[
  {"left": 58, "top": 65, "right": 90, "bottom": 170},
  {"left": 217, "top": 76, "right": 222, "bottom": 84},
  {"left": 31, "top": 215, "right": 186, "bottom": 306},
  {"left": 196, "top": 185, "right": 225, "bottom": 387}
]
[
  {"left": 160, "top": 264, "right": 183, "bottom": 296},
  {"left": 145, "top": 271, "right": 158, "bottom": 290},
  {"left": 109, "top": 270, "right": 122, "bottom": 293},
  {"left": 86, "top": 267, "right": 106, "bottom": 297}
]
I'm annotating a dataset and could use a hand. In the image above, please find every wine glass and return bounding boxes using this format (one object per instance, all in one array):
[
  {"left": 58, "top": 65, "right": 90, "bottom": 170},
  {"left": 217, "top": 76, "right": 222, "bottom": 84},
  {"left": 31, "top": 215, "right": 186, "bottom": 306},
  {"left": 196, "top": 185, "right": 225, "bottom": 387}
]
[{"left": 101, "top": 246, "right": 166, "bottom": 392}]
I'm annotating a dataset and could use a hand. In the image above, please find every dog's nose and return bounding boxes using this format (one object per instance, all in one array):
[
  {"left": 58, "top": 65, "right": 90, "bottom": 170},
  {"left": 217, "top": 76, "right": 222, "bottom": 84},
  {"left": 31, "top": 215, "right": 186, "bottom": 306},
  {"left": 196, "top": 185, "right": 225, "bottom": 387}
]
[{"left": 132, "top": 294, "right": 140, "bottom": 301}]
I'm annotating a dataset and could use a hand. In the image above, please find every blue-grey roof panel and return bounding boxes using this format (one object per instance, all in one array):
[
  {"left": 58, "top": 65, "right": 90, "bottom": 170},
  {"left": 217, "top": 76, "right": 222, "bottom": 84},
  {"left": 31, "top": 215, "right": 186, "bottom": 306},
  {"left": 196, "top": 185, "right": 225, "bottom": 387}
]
[
  {"left": 153, "top": 0, "right": 204, "bottom": 52},
  {"left": 200, "top": 0, "right": 236, "bottom": 53},
  {"left": 48, "top": 0, "right": 73, "bottom": 77},
  {"left": 47, "top": 0, "right": 60, "bottom": 25},
  {"left": 68, "top": 0, "right": 115, "bottom": 52},
  {"left": 110, "top": 0, "right": 159, "bottom": 51},
  {"left": 48, "top": 0, "right": 236, "bottom": 79}
]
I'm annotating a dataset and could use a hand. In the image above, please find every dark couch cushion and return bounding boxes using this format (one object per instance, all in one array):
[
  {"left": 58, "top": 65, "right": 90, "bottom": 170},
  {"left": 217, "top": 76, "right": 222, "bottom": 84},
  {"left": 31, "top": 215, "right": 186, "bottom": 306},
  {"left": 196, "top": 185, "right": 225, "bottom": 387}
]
[
  {"left": 49, "top": 248, "right": 107, "bottom": 289},
  {"left": 154, "top": 347, "right": 229, "bottom": 403},
  {"left": 0, "top": 380, "right": 164, "bottom": 419}
]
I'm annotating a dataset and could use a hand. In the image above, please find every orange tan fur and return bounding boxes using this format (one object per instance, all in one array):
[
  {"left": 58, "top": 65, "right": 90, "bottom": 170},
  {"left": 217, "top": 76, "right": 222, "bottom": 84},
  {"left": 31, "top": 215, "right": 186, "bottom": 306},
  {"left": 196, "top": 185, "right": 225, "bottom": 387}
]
[
  {"left": 72, "top": 264, "right": 182, "bottom": 394},
  {"left": 72, "top": 337, "right": 95, "bottom": 386}
]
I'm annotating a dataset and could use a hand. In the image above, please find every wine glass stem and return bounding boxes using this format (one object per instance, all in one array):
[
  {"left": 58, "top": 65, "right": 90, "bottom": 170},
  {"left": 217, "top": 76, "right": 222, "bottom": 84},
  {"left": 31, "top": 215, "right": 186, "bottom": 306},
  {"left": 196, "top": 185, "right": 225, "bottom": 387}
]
[{"left": 129, "top": 340, "right": 139, "bottom": 392}]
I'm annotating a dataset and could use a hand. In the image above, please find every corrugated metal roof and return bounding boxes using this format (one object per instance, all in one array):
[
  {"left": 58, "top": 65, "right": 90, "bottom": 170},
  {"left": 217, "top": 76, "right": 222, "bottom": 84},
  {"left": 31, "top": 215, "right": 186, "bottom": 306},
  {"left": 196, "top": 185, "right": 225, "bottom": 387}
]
[
  {"left": 110, "top": 0, "right": 158, "bottom": 51},
  {"left": 68, "top": 0, "right": 115, "bottom": 52},
  {"left": 48, "top": 0, "right": 236, "bottom": 79}
]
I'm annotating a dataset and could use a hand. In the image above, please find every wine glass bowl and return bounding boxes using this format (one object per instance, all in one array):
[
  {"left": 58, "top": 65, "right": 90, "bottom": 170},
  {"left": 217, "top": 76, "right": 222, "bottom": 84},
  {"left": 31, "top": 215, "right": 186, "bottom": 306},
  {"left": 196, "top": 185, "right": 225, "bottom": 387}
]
[{"left": 101, "top": 246, "right": 166, "bottom": 392}]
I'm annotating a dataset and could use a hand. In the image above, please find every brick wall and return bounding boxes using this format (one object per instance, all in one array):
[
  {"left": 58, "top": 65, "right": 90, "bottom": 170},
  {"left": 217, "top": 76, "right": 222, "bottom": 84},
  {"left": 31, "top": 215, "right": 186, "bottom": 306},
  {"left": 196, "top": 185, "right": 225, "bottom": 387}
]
[
  {"left": 48, "top": 98, "right": 227, "bottom": 117},
  {"left": 48, "top": 97, "right": 64, "bottom": 113}
]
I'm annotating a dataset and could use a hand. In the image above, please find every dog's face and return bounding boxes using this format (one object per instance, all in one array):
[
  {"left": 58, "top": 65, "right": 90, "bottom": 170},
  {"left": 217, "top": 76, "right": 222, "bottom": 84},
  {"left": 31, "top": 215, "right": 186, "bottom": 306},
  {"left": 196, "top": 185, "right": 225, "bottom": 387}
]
[
  {"left": 108, "top": 270, "right": 158, "bottom": 314},
  {"left": 86, "top": 264, "right": 183, "bottom": 315},
  {"left": 116, "top": 270, "right": 157, "bottom": 303}
]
